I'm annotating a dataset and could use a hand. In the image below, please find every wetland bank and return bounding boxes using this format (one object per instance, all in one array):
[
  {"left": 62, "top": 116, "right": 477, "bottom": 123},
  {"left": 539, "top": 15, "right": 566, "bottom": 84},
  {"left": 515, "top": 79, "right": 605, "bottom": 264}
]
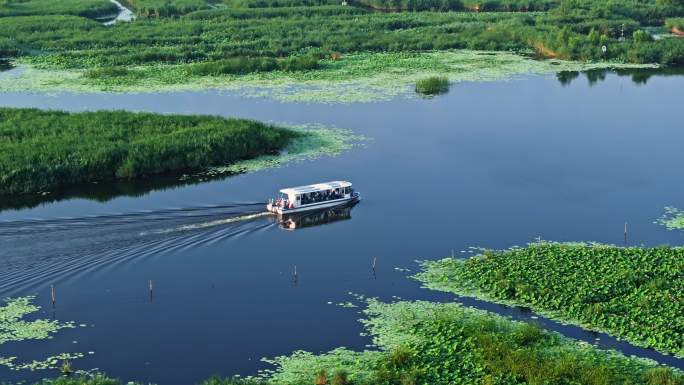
[
  {"left": 2, "top": 0, "right": 684, "bottom": 383},
  {"left": 2, "top": 70, "right": 684, "bottom": 384}
]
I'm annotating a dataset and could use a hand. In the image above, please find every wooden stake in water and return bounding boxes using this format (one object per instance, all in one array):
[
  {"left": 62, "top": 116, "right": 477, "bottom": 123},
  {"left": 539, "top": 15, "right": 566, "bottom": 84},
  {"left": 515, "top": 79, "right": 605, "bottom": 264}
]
[
  {"left": 451, "top": 249, "right": 454, "bottom": 258},
  {"left": 624, "top": 222, "right": 628, "bottom": 245},
  {"left": 372, "top": 257, "right": 377, "bottom": 270},
  {"left": 51, "top": 284, "right": 56, "bottom": 308},
  {"left": 294, "top": 265, "right": 298, "bottom": 285},
  {"left": 149, "top": 279, "right": 153, "bottom": 302}
]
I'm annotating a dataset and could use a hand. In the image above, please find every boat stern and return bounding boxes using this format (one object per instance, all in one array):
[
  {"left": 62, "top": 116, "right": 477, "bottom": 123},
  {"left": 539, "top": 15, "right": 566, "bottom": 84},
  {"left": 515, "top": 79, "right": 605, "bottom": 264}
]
[{"left": 267, "top": 202, "right": 283, "bottom": 214}]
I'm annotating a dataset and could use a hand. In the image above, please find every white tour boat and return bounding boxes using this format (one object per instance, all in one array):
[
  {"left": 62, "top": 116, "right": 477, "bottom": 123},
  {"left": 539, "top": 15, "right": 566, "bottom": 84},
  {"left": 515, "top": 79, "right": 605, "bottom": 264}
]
[{"left": 267, "top": 181, "right": 360, "bottom": 215}]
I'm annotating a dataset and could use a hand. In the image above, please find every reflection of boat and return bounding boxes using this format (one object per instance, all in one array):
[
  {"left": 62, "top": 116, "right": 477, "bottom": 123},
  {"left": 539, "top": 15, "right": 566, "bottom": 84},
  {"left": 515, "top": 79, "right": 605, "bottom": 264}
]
[
  {"left": 267, "top": 181, "right": 360, "bottom": 214},
  {"left": 279, "top": 202, "right": 356, "bottom": 230}
]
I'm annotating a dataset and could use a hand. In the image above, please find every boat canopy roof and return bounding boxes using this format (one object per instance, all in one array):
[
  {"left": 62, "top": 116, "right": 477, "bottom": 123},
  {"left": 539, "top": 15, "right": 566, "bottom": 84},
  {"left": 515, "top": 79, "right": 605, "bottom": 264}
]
[{"left": 280, "top": 181, "right": 352, "bottom": 195}]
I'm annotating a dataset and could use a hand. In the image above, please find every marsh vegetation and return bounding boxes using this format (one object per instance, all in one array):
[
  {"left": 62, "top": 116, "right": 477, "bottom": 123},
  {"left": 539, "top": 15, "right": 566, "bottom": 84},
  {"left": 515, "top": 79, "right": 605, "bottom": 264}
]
[
  {"left": 416, "top": 242, "right": 684, "bottom": 358},
  {"left": 1, "top": 0, "right": 684, "bottom": 94},
  {"left": 0, "top": 0, "right": 117, "bottom": 18},
  {"left": 658, "top": 207, "right": 684, "bottom": 230},
  {"left": 119, "top": 0, "right": 210, "bottom": 17},
  {"left": 415, "top": 76, "right": 450, "bottom": 95},
  {"left": 21, "top": 300, "right": 684, "bottom": 385},
  {"left": 0, "top": 108, "right": 299, "bottom": 195}
]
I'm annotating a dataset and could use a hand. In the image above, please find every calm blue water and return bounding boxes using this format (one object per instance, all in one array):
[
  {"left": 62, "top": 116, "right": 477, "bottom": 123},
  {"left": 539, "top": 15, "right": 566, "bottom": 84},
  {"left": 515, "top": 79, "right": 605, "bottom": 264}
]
[{"left": 1, "top": 70, "right": 683, "bottom": 384}]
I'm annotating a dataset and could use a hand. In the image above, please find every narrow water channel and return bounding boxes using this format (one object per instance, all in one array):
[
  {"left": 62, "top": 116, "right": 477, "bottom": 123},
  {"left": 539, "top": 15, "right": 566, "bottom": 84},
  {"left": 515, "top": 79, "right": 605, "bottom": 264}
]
[
  {"left": 104, "top": 0, "right": 135, "bottom": 25},
  {"left": 1, "top": 70, "right": 683, "bottom": 384}
]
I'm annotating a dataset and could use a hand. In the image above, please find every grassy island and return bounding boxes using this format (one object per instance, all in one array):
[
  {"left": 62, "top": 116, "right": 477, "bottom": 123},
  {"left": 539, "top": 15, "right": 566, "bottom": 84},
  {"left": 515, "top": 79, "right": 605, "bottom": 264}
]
[
  {"left": 416, "top": 242, "right": 684, "bottom": 358},
  {"left": 0, "top": 108, "right": 300, "bottom": 195}
]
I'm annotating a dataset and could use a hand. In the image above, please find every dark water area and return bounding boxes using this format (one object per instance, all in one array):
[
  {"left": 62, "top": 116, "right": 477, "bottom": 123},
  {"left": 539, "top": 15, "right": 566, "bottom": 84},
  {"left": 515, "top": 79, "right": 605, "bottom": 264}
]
[
  {"left": 0, "top": 59, "right": 14, "bottom": 72},
  {"left": 1, "top": 70, "right": 684, "bottom": 384}
]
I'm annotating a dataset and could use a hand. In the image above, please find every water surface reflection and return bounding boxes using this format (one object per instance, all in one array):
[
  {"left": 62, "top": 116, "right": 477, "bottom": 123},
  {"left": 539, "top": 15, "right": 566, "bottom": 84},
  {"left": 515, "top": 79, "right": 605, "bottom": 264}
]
[
  {"left": 557, "top": 67, "right": 684, "bottom": 87},
  {"left": 278, "top": 203, "right": 357, "bottom": 231}
]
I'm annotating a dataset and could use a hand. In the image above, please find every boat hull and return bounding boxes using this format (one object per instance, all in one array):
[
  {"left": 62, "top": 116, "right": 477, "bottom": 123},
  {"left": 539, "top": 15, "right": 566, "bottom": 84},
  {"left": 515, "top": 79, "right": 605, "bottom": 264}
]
[{"left": 267, "top": 194, "right": 359, "bottom": 215}]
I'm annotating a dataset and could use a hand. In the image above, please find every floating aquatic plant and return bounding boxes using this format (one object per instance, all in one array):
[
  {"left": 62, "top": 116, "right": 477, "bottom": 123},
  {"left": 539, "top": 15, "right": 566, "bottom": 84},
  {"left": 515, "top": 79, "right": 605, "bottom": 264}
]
[
  {"left": 336, "top": 302, "right": 357, "bottom": 308},
  {"left": 0, "top": 51, "right": 658, "bottom": 103},
  {"left": 657, "top": 206, "right": 684, "bottom": 230},
  {"left": 1, "top": 352, "right": 85, "bottom": 371},
  {"left": 0, "top": 296, "right": 75, "bottom": 344},
  {"left": 0, "top": 296, "right": 85, "bottom": 372},
  {"left": 209, "top": 125, "right": 366, "bottom": 176}
]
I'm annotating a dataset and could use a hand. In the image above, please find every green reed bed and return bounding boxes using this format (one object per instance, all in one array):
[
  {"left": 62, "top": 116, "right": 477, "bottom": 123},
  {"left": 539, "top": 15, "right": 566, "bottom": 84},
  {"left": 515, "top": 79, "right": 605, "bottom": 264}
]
[
  {"left": 0, "top": 108, "right": 300, "bottom": 195},
  {"left": 186, "top": 54, "right": 321, "bottom": 76},
  {"left": 415, "top": 75, "right": 450, "bottom": 95},
  {"left": 220, "top": 0, "right": 341, "bottom": 7},
  {"left": 1, "top": 0, "right": 684, "bottom": 78},
  {"left": 461, "top": 0, "right": 557, "bottom": 11},
  {"left": 352, "top": 0, "right": 464, "bottom": 11},
  {"left": 119, "top": 0, "right": 210, "bottom": 17},
  {"left": 353, "top": 0, "right": 557, "bottom": 12},
  {"left": 416, "top": 242, "right": 684, "bottom": 358},
  {"left": 0, "top": 0, "right": 118, "bottom": 18}
]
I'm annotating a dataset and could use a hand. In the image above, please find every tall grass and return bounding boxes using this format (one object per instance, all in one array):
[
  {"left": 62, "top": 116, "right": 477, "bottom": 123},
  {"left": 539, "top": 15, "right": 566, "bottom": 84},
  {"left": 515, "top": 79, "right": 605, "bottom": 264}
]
[
  {"left": 0, "top": 108, "right": 300, "bottom": 195},
  {"left": 415, "top": 76, "right": 449, "bottom": 95},
  {"left": 352, "top": 0, "right": 464, "bottom": 11},
  {"left": 119, "top": 0, "right": 210, "bottom": 17},
  {"left": 187, "top": 54, "right": 320, "bottom": 76},
  {"left": 2, "top": 0, "right": 684, "bottom": 72},
  {"left": 0, "top": 0, "right": 118, "bottom": 18}
]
